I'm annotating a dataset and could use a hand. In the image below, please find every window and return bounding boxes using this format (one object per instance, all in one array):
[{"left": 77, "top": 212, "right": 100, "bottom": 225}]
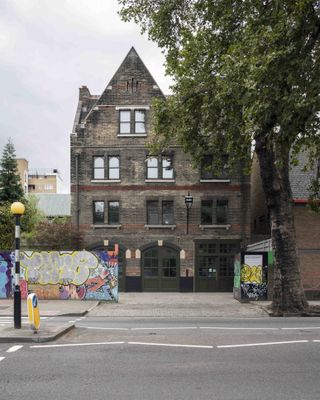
[
  {"left": 93, "top": 157, "right": 104, "bottom": 179},
  {"left": 162, "top": 201, "right": 174, "bottom": 225},
  {"left": 135, "top": 110, "right": 146, "bottom": 133},
  {"left": 93, "top": 201, "right": 104, "bottom": 224},
  {"left": 119, "top": 110, "right": 146, "bottom": 134},
  {"left": 93, "top": 201, "right": 120, "bottom": 225},
  {"left": 93, "top": 156, "right": 120, "bottom": 180},
  {"left": 108, "top": 156, "right": 120, "bottom": 179},
  {"left": 147, "top": 200, "right": 159, "bottom": 224},
  {"left": 147, "top": 157, "right": 158, "bottom": 179},
  {"left": 216, "top": 199, "right": 228, "bottom": 224},
  {"left": 201, "top": 199, "right": 229, "bottom": 225},
  {"left": 146, "top": 156, "right": 173, "bottom": 179},
  {"left": 119, "top": 111, "right": 131, "bottom": 134},
  {"left": 147, "top": 200, "right": 174, "bottom": 225},
  {"left": 108, "top": 201, "right": 119, "bottom": 225},
  {"left": 201, "top": 200, "right": 214, "bottom": 224},
  {"left": 200, "top": 154, "right": 229, "bottom": 180}
]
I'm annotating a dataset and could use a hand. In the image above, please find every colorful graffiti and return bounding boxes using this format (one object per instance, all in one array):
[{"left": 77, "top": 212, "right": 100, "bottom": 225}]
[
  {"left": 0, "top": 250, "right": 118, "bottom": 301},
  {"left": 0, "top": 252, "right": 14, "bottom": 298},
  {"left": 240, "top": 254, "right": 267, "bottom": 301}
]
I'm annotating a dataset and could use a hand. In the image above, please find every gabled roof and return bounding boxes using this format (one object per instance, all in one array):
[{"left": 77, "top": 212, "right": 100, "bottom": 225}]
[{"left": 97, "top": 46, "right": 164, "bottom": 105}]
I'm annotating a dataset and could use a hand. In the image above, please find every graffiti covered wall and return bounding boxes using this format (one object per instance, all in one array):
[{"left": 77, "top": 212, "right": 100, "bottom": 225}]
[
  {"left": 0, "top": 250, "right": 118, "bottom": 301},
  {"left": 0, "top": 252, "right": 14, "bottom": 299},
  {"left": 240, "top": 254, "right": 267, "bottom": 300}
]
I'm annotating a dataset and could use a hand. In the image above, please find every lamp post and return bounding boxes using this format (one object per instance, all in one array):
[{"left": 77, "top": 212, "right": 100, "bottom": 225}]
[
  {"left": 185, "top": 192, "right": 193, "bottom": 234},
  {"left": 10, "top": 201, "right": 25, "bottom": 329}
]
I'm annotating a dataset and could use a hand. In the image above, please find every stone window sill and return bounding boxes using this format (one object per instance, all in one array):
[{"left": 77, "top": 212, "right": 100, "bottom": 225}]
[
  {"left": 117, "top": 134, "right": 147, "bottom": 138},
  {"left": 199, "top": 224, "right": 231, "bottom": 230},
  {"left": 200, "top": 179, "right": 231, "bottom": 183},
  {"left": 91, "top": 224, "right": 122, "bottom": 230},
  {"left": 145, "top": 225, "right": 176, "bottom": 231},
  {"left": 91, "top": 180, "right": 121, "bottom": 183},
  {"left": 145, "top": 179, "right": 175, "bottom": 183}
]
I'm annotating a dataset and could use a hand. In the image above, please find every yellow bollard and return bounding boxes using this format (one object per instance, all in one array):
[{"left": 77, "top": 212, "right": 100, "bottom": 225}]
[{"left": 27, "top": 293, "right": 40, "bottom": 332}]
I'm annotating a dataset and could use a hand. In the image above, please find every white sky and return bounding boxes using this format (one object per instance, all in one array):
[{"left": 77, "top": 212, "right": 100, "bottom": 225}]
[{"left": 0, "top": 0, "right": 172, "bottom": 193}]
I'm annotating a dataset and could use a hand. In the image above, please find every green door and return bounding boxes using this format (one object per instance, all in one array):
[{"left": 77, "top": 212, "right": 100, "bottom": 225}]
[
  {"left": 195, "top": 241, "right": 239, "bottom": 292},
  {"left": 142, "top": 246, "right": 179, "bottom": 291}
]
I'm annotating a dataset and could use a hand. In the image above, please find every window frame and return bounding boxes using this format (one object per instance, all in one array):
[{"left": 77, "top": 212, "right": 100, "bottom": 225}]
[
  {"left": 146, "top": 155, "right": 174, "bottom": 180},
  {"left": 108, "top": 155, "right": 120, "bottom": 180},
  {"left": 92, "top": 155, "right": 120, "bottom": 181},
  {"left": 200, "top": 198, "right": 229, "bottom": 225},
  {"left": 146, "top": 199, "right": 175, "bottom": 226},
  {"left": 93, "top": 156, "right": 105, "bottom": 180},
  {"left": 108, "top": 200, "right": 120, "bottom": 225},
  {"left": 200, "top": 154, "right": 229, "bottom": 181},
  {"left": 93, "top": 201, "right": 105, "bottom": 224},
  {"left": 118, "top": 109, "right": 147, "bottom": 135}
]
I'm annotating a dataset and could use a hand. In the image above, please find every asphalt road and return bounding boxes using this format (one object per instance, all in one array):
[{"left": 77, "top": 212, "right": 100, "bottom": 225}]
[{"left": 1, "top": 316, "right": 319, "bottom": 400}]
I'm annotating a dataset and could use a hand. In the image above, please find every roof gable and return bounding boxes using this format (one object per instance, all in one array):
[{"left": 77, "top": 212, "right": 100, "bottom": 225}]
[{"left": 97, "top": 47, "right": 164, "bottom": 105}]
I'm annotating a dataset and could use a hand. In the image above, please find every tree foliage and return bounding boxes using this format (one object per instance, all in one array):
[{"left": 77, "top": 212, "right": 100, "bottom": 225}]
[
  {"left": 119, "top": 0, "right": 320, "bottom": 314},
  {"left": 0, "top": 196, "right": 44, "bottom": 250},
  {"left": 0, "top": 139, "right": 24, "bottom": 203},
  {"left": 26, "top": 217, "right": 84, "bottom": 251}
]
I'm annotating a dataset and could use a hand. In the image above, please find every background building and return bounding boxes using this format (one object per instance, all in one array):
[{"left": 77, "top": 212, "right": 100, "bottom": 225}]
[
  {"left": 70, "top": 47, "right": 251, "bottom": 292},
  {"left": 16, "top": 158, "right": 29, "bottom": 194},
  {"left": 251, "top": 152, "right": 320, "bottom": 299},
  {"left": 28, "top": 168, "right": 63, "bottom": 194}
]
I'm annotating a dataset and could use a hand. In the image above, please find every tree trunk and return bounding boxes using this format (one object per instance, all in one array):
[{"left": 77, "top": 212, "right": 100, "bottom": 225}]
[{"left": 255, "top": 138, "right": 309, "bottom": 316}]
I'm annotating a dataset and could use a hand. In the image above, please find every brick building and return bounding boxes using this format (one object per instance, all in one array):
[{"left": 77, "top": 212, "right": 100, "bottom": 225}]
[
  {"left": 251, "top": 152, "right": 320, "bottom": 299},
  {"left": 70, "top": 47, "right": 251, "bottom": 292}
]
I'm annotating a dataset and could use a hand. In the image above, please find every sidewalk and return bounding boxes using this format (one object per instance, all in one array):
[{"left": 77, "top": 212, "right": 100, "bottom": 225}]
[
  {"left": 0, "top": 299, "right": 99, "bottom": 343},
  {"left": 0, "top": 293, "right": 319, "bottom": 343}
]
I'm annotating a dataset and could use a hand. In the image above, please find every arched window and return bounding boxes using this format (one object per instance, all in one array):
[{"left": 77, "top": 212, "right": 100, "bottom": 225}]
[
  {"left": 108, "top": 156, "right": 120, "bottom": 179},
  {"left": 93, "top": 156, "right": 104, "bottom": 179}
]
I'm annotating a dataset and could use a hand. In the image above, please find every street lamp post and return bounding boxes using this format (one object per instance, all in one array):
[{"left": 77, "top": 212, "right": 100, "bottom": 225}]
[
  {"left": 184, "top": 192, "right": 193, "bottom": 234},
  {"left": 10, "top": 201, "right": 25, "bottom": 329}
]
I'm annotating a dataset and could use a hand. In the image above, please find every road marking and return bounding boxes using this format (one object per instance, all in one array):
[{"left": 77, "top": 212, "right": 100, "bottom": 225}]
[
  {"left": 77, "top": 326, "right": 129, "bottom": 330},
  {"left": 313, "top": 340, "right": 320, "bottom": 342},
  {"left": 7, "top": 345, "right": 23, "bottom": 353},
  {"left": 281, "top": 327, "right": 320, "bottom": 330},
  {"left": 68, "top": 320, "right": 76, "bottom": 323},
  {"left": 217, "top": 340, "right": 309, "bottom": 349},
  {"left": 131, "top": 326, "right": 198, "bottom": 331},
  {"left": 0, "top": 357, "right": 5, "bottom": 362},
  {"left": 128, "top": 342, "right": 213, "bottom": 349},
  {"left": 200, "top": 327, "right": 278, "bottom": 330},
  {"left": 30, "top": 341, "right": 125, "bottom": 349}
]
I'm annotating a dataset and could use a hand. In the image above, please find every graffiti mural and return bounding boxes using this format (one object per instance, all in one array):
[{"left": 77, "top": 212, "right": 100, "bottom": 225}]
[
  {"left": 0, "top": 252, "right": 14, "bottom": 299},
  {"left": 240, "top": 254, "right": 267, "bottom": 300},
  {"left": 0, "top": 250, "right": 118, "bottom": 301}
]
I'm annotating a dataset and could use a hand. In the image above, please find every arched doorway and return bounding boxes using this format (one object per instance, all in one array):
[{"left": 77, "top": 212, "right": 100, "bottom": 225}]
[
  {"left": 141, "top": 243, "right": 180, "bottom": 291},
  {"left": 87, "top": 241, "right": 126, "bottom": 292}
]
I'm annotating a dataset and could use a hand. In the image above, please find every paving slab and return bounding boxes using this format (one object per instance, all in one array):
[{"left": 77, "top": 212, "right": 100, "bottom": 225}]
[
  {"left": 89, "top": 293, "right": 271, "bottom": 318},
  {"left": 0, "top": 299, "right": 99, "bottom": 343}
]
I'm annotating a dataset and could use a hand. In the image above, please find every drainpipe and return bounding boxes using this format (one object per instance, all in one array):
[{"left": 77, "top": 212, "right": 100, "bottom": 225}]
[{"left": 75, "top": 153, "right": 80, "bottom": 234}]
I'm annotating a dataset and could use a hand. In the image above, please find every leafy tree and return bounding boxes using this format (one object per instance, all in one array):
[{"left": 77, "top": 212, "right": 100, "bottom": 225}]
[
  {"left": 0, "top": 196, "right": 44, "bottom": 250},
  {"left": 119, "top": 0, "right": 320, "bottom": 315},
  {"left": 26, "top": 217, "right": 84, "bottom": 250},
  {"left": 0, "top": 139, "right": 24, "bottom": 203}
]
